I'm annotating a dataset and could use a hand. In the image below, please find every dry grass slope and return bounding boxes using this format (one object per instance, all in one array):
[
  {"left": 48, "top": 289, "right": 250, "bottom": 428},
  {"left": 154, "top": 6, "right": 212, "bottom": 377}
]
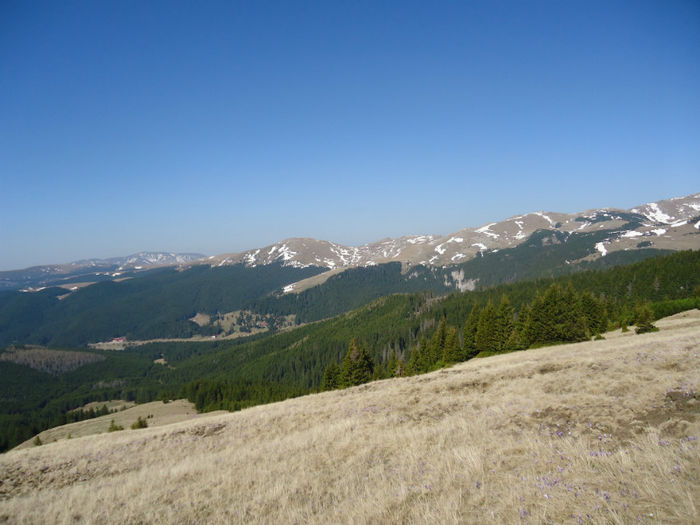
[
  {"left": 1, "top": 312, "right": 699, "bottom": 524},
  {"left": 13, "top": 400, "right": 227, "bottom": 449}
]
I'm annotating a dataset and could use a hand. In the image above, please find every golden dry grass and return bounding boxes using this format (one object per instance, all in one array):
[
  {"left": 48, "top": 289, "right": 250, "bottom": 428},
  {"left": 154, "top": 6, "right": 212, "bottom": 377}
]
[
  {"left": 1, "top": 311, "right": 699, "bottom": 524},
  {"left": 12, "top": 400, "right": 227, "bottom": 450}
]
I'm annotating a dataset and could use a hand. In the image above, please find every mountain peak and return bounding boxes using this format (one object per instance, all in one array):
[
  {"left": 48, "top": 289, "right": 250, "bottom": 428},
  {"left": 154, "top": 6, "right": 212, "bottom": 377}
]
[{"left": 203, "top": 192, "right": 700, "bottom": 271}]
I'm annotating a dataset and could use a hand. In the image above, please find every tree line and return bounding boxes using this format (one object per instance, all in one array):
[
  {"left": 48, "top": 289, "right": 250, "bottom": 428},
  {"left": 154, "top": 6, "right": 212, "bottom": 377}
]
[{"left": 321, "top": 282, "right": 662, "bottom": 389}]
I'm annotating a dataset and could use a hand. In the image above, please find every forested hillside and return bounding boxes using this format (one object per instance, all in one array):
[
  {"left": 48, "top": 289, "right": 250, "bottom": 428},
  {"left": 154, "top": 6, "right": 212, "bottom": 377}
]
[
  {"left": 1, "top": 250, "right": 698, "bottom": 452},
  {"left": 0, "top": 224, "right": 671, "bottom": 349},
  {"left": 0, "top": 263, "right": 326, "bottom": 346},
  {"left": 182, "top": 250, "right": 700, "bottom": 412}
]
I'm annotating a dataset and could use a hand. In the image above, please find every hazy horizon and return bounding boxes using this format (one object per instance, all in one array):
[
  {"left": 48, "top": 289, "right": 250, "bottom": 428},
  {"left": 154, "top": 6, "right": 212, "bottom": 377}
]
[
  {"left": 2, "top": 189, "right": 700, "bottom": 271},
  {"left": 2, "top": 1, "right": 699, "bottom": 271}
]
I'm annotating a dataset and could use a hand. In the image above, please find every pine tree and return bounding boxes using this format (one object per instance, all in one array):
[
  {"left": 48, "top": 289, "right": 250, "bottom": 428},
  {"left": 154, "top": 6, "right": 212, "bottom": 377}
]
[
  {"left": 475, "top": 302, "right": 498, "bottom": 353},
  {"left": 525, "top": 284, "right": 587, "bottom": 346},
  {"left": 442, "top": 326, "right": 461, "bottom": 363},
  {"left": 634, "top": 303, "right": 658, "bottom": 334},
  {"left": 427, "top": 318, "right": 447, "bottom": 366},
  {"left": 372, "top": 362, "right": 387, "bottom": 380},
  {"left": 411, "top": 336, "right": 429, "bottom": 374},
  {"left": 561, "top": 285, "right": 587, "bottom": 342},
  {"left": 462, "top": 305, "right": 481, "bottom": 359},
  {"left": 494, "top": 295, "right": 514, "bottom": 352},
  {"left": 387, "top": 350, "right": 398, "bottom": 377},
  {"left": 580, "top": 292, "right": 608, "bottom": 337},
  {"left": 339, "top": 338, "right": 374, "bottom": 387},
  {"left": 504, "top": 304, "right": 529, "bottom": 352},
  {"left": 321, "top": 361, "right": 340, "bottom": 391}
]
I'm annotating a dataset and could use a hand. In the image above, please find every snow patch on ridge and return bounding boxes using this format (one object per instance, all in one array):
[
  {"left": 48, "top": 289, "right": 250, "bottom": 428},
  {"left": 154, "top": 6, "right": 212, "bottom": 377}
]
[
  {"left": 475, "top": 223, "right": 499, "bottom": 239},
  {"left": 245, "top": 249, "right": 260, "bottom": 266},
  {"left": 632, "top": 202, "right": 674, "bottom": 224},
  {"left": 406, "top": 236, "right": 433, "bottom": 245},
  {"left": 534, "top": 212, "right": 555, "bottom": 227},
  {"left": 595, "top": 242, "right": 607, "bottom": 256},
  {"left": 621, "top": 231, "right": 643, "bottom": 238}
]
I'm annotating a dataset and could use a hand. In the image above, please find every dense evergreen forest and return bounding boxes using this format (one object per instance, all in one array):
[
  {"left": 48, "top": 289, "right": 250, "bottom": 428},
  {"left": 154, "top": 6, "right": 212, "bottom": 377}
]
[
  {"left": 0, "top": 263, "right": 326, "bottom": 346},
  {"left": 0, "top": 223, "right": 669, "bottom": 348},
  {"left": 1, "top": 250, "right": 698, "bottom": 452}
]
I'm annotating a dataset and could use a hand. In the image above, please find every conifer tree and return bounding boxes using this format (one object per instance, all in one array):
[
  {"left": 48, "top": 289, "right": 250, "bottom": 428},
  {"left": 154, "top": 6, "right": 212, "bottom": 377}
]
[
  {"left": 387, "top": 349, "right": 398, "bottom": 377},
  {"left": 339, "top": 338, "right": 374, "bottom": 387},
  {"left": 475, "top": 302, "right": 498, "bottom": 353},
  {"left": 462, "top": 305, "right": 481, "bottom": 359},
  {"left": 634, "top": 303, "right": 658, "bottom": 334},
  {"left": 580, "top": 292, "right": 607, "bottom": 337},
  {"left": 321, "top": 361, "right": 340, "bottom": 391},
  {"left": 427, "top": 318, "right": 447, "bottom": 366},
  {"left": 372, "top": 362, "right": 387, "bottom": 381},
  {"left": 524, "top": 284, "right": 588, "bottom": 345},
  {"left": 494, "top": 295, "right": 515, "bottom": 352},
  {"left": 442, "top": 326, "right": 461, "bottom": 363},
  {"left": 564, "top": 284, "right": 588, "bottom": 341},
  {"left": 504, "top": 304, "right": 529, "bottom": 351},
  {"left": 415, "top": 336, "right": 429, "bottom": 373}
]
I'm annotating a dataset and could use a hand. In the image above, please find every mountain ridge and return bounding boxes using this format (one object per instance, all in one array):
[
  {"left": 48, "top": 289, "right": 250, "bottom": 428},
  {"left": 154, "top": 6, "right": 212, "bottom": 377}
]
[
  {"left": 3, "top": 192, "right": 699, "bottom": 291},
  {"left": 203, "top": 192, "right": 700, "bottom": 271}
]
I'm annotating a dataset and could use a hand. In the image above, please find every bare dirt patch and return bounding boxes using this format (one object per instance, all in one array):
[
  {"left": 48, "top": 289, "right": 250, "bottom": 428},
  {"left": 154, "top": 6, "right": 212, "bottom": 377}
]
[{"left": 189, "top": 312, "right": 211, "bottom": 326}]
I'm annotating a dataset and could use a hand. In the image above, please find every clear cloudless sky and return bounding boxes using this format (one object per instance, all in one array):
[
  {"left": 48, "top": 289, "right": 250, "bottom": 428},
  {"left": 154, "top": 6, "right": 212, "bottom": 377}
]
[{"left": 1, "top": 0, "right": 699, "bottom": 270}]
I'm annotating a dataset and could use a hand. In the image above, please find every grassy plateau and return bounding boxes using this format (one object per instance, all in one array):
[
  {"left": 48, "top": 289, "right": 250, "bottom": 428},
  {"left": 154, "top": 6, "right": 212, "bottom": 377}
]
[{"left": 1, "top": 311, "right": 698, "bottom": 524}]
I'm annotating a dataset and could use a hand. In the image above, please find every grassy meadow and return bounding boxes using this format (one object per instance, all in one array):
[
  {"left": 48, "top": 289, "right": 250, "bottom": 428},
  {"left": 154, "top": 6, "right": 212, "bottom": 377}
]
[
  {"left": 11, "top": 399, "right": 228, "bottom": 450},
  {"left": 1, "top": 311, "right": 698, "bottom": 524}
]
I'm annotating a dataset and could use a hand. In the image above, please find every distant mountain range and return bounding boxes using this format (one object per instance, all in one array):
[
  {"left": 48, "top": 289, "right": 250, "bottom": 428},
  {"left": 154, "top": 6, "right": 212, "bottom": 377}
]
[
  {"left": 206, "top": 192, "right": 700, "bottom": 270},
  {"left": 2, "top": 192, "right": 699, "bottom": 291},
  {"left": 0, "top": 252, "right": 205, "bottom": 291}
]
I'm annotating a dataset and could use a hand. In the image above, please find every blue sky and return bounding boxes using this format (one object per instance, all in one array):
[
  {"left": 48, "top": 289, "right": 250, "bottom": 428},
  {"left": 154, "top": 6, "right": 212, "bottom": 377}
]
[{"left": 1, "top": 0, "right": 699, "bottom": 270}]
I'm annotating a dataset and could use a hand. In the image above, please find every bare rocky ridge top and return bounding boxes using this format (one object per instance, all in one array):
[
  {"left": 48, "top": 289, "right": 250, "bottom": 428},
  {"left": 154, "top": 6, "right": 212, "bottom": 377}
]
[
  {"left": 203, "top": 192, "right": 700, "bottom": 270},
  {"left": 3, "top": 193, "right": 699, "bottom": 282}
]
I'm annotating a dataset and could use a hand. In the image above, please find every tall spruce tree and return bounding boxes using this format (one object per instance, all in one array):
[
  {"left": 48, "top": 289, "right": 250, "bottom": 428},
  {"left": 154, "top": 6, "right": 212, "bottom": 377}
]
[
  {"left": 562, "top": 285, "right": 588, "bottom": 341},
  {"left": 427, "top": 318, "right": 448, "bottom": 366},
  {"left": 387, "top": 349, "right": 398, "bottom": 377},
  {"left": 339, "top": 338, "right": 374, "bottom": 387},
  {"left": 505, "top": 304, "right": 530, "bottom": 351},
  {"left": 321, "top": 361, "right": 340, "bottom": 391},
  {"left": 494, "top": 295, "right": 515, "bottom": 352},
  {"left": 580, "top": 292, "right": 608, "bottom": 337},
  {"left": 462, "top": 305, "right": 481, "bottom": 359},
  {"left": 524, "top": 284, "right": 587, "bottom": 345},
  {"left": 408, "top": 336, "right": 429, "bottom": 375},
  {"left": 475, "top": 302, "right": 498, "bottom": 353},
  {"left": 442, "top": 325, "right": 461, "bottom": 363}
]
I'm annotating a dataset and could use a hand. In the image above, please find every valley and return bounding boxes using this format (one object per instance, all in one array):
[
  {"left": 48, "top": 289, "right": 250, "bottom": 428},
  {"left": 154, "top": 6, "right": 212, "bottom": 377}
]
[
  {"left": 1, "top": 311, "right": 697, "bottom": 523},
  {"left": 1, "top": 248, "right": 698, "bottom": 454}
]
